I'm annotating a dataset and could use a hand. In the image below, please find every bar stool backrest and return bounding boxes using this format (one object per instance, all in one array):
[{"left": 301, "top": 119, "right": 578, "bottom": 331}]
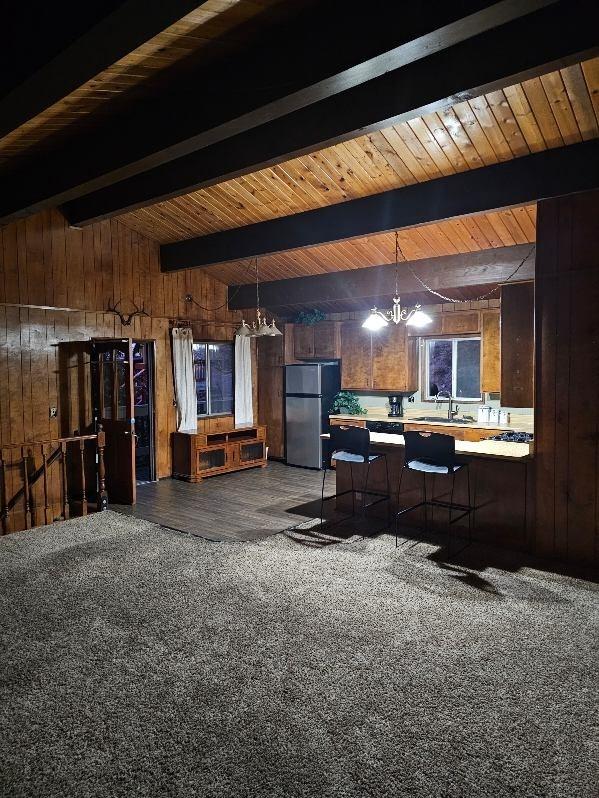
[
  {"left": 403, "top": 430, "right": 456, "bottom": 469},
  {"left": 329, "top": 424, "right": 370, "bottom": 462}
]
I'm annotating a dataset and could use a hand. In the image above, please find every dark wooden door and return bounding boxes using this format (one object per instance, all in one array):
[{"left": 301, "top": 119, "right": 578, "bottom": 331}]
[{"left": 91, "top": 338, "right": 136, "bottom": 504}]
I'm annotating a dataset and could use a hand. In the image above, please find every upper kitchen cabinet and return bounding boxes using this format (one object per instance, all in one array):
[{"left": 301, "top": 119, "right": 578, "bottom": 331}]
[
  {"left": 481, "top": 310, "right": 501, "bottom": 393},
  {"left": 257, "top": 333, "right": 284, "bottom": 368},
  {"left": 501, "top": 282, "right": 534, "bottom": 407},
  {"left": 441, "top": 311, "right": 480, "bottom": 335},
  {"left": 340, "top": 322, "right": 372, "bottom": 389},
  {"left": 293, "top": 322, "right": 341, "bottom": 359},
  {"left": 407, "top": 310, "right": 481, "bottom": 337},
  {"left": 371, "top": 324, "right": 418, "bottom": 392},
  {"left": 341, "top": 321, "right": 417, "bottom": 392}
]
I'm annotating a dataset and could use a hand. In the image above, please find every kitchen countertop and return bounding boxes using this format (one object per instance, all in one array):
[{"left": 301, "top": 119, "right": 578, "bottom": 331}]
[
  {"left": 322, "top": 431, "right": 531, "bottom": 461},
  {"left": 330, "top": 407, "right": 534, "bottom": 434}
]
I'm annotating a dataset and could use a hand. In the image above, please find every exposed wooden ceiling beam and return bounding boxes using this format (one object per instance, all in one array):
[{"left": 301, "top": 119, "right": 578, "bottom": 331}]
[
  {"left": 228, "top": 244, "right": 535, "bottom": 310},
  {"left": 161, "top": 140, "right": 598, "bottom": 271},
  {"left": 1, "top": 1, "right": 587, "bottom": 226},
  {"left": 60, "top": 0, "right": 599, "bottom": 227},
  {"left": 0, "top": 0, "right": 204, "bottom": 140}
]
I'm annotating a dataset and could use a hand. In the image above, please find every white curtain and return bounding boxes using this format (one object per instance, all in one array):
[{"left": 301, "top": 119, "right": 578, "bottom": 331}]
[
  {"left": 234, "top": 336, "right": 253, "bottom": 426},
  {"left": 171, "top": 327, "right": 197, "bottom": 432}
]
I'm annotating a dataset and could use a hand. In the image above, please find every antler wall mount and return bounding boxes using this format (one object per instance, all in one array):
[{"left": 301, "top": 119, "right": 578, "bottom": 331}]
[{"left": 106, "top": 299, "right": 149, "bottom": 326}]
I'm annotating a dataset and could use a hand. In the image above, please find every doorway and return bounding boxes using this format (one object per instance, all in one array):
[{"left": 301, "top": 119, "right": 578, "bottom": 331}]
[
  {"left": 132, "top": 341, "right": 156, "bottom": 483},
  {"left": 91, "top": 338, "right": 157, "bottom": 504}
]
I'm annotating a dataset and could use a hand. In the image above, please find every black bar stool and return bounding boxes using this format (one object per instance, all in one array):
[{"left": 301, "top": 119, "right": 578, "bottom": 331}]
[
  {"left": 395, "top": 430, "right": 474, "bottom": 549},
  {"left": 320, "top": 425, "right": 391, "bottom": 532}
]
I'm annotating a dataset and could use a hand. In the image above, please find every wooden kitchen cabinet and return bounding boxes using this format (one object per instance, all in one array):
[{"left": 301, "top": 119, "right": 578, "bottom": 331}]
[
  {"left": 441, "top": 311, "right": 480, "bottom": 335},
  {"left": 340, "top": 322, "right": 372, "bottom": 389},
  {"left": 314, "top": 321, "right": 341, "bottom": 358},
  {"left": 258, "top": 364, "right": 284, "bottom": 458},
  {"left": 408, "top": 311, "right": 480, "bottom": 337},
  {"left": 341, "top": 321, "right": 417, "bottom": 392},
  {"left": 501, "top": 282, "right": 534, "bottom": 407},
  {"left": 481, "top": 310, "right": 501, "bottom": 393},
  {"left": 293, "top": 324, "right": 315, "bottom": 358},
  {"left": 371, "top": 324, "right": 418, "bottom": 392},
  {"left": 258, "top": 334, "right": 283, "bottom": 368},
  {"left": 402, "top": 422, "right": 490, "bottom": 442},
  {"left": 293, "top": 322, "right": 341, "bottom": 359},
  {"left": 257, "top": 331, "right": 289, "bottom": 458}
]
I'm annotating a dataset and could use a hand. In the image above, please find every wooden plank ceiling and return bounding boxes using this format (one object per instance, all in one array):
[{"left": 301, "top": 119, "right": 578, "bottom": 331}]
[
  {"left": 202, "top": 205, "right": 537, "bottom": 285},
  {"left": 0, "top": 0, "right": 283, "bottom": 168},
  {"left": 118, "top": 57, "right": 598, "bottom": 246}
]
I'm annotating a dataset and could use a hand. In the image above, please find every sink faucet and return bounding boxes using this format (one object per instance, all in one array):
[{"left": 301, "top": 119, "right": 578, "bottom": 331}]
[{"left": 436, "top": 390, "right": 459, "bottom": 420}]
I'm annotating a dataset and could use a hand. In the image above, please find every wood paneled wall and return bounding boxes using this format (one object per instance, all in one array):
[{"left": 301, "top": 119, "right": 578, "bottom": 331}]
[
  {"left": 0, "top": 209, "right": 243, "bottom": 480},
  {"left": 535, "top": 189, "right": 599, "bottom": 564},
  {"left": 501, "top": 282, "right": 535, "bottom": 407}
]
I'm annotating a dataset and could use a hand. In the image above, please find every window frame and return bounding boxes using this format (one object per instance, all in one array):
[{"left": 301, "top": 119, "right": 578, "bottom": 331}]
[
  {"left": 422, "top": 335, "right": 482, "bottom": 403},
  {"left": 192, "top": 340, "right": 235, "bottom": 418}
]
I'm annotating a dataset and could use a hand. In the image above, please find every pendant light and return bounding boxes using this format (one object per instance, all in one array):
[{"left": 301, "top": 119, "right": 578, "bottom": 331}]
[
  {"left": 235, "top": 257, "right": 281, "bottom": 337},
  {"left": 362, "top": 232, "right": 432, "bottom": 331}
]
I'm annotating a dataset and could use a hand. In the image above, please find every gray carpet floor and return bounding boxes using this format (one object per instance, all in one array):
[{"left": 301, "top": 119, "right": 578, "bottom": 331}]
[{"left": 1, "top": 512, "right": 598, "bottom": 798}]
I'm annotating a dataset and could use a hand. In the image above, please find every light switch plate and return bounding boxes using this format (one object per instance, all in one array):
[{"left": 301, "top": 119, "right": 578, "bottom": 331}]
[{"left": 49, "top": 407, "right": 58, "bottom": 418}]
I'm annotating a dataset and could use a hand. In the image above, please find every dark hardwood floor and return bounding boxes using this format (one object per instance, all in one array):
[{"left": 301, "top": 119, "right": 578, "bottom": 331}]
[{"left": 112, "top": 461, "right": 334, "bottom": 542}]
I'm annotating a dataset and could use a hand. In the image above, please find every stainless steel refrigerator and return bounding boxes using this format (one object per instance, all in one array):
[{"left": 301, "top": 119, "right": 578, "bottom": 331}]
[{"left": 285, "top": 362, "right": 340, "bottom": 469}]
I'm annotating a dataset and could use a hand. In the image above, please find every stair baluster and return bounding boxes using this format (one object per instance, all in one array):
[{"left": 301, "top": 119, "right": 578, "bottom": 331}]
[
  {"left": 0, "top": 458, "right": 8, "bottom": 535},
  {"left": 61, "top": 442, "right": 70, "bottom": 520},
  {"left": 22, "top": 448, "right": 32, "bottom": 529},
  {"left": 79, "top": 439, "right": 88, "bottom": 516},
  {"left": 42, "top": 444, "right": 50, "bottom": 526}
]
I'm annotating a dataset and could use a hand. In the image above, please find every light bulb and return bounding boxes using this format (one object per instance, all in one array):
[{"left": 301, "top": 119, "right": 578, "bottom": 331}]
[
  {"left": 362, "top": 310, "right": 388, "bottom": 331},
  {"left": 235, "top": 320, "right": 251, "bottom": 337},
  {"left": 406, "top": 307, "right": 433, "bottom": 328}
]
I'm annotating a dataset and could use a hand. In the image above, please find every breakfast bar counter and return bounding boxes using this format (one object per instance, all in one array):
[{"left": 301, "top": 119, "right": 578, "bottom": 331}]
[{"left": 322, "top": 430, "right": 534, "bottom": 551}]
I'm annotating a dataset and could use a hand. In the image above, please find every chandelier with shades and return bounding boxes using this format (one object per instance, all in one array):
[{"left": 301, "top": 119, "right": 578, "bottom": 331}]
[
  {"left": 235, "top": 257, "right": 282, "bottom": 337},
  {"left": 362, "top": 231, "right": 433, "bottom": 331}
]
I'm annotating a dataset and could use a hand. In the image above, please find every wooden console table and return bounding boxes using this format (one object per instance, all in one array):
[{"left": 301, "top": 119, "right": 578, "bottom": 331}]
[{"left": 172, "top": 424, "right": 267, "bottom": 482}]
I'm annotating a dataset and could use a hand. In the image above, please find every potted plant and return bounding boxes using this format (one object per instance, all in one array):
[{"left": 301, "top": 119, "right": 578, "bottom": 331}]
[
  {"left": 294, "top": 309, "right": 326, "bottom": 325},
  {"left": 330, "top": 391, "right": 367, "bottom": 415}
]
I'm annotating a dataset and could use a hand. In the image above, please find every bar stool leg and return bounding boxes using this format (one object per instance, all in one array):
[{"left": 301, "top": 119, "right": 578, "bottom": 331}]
[
  {"left": 423, "top": 473, "right": 428, "bottom": 533},
  {"left": 320, "top": 466, "right": 327, "bottom": 525},
  {"left": 350, "top": 463, "right": 355, "bottom": 515},
  {"left": 466, "top": 464, "right": 473, "bottom": 542},
  {"left": 449, "top": 470, "right": 457, "bottom": 553},
  {"left": 361, "top": 459, "right": 372, "bottom": 519},
  {"left": 395, "top": 465, "right": 406, "bottom": 547},
  {"left": 384, "top": 454, "right": 391, "bottom": 531}
]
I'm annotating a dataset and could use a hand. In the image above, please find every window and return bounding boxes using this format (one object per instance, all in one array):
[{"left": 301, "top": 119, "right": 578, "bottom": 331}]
[
  {"left": 192, "top": 342, "right": 234, "bottom": 416},
  {"left": 424, "top": 337, "right": 481, "bottom": 401}
]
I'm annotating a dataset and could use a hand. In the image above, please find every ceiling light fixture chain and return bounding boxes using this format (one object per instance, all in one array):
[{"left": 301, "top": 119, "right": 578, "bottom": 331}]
[
  {"left": 405, "top": 244, "right": 536, "bottom": 304},
  {"left": 235, "top": 255, "right": 282, "bottom": 337},
  {"left": 362, "top": 230, "right": 432, "bottom": 331}
]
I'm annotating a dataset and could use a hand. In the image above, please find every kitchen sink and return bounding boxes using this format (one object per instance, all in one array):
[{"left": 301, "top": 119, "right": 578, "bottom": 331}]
[{"left": 412, "top": 416, "right": 474, "bottom": 424}]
